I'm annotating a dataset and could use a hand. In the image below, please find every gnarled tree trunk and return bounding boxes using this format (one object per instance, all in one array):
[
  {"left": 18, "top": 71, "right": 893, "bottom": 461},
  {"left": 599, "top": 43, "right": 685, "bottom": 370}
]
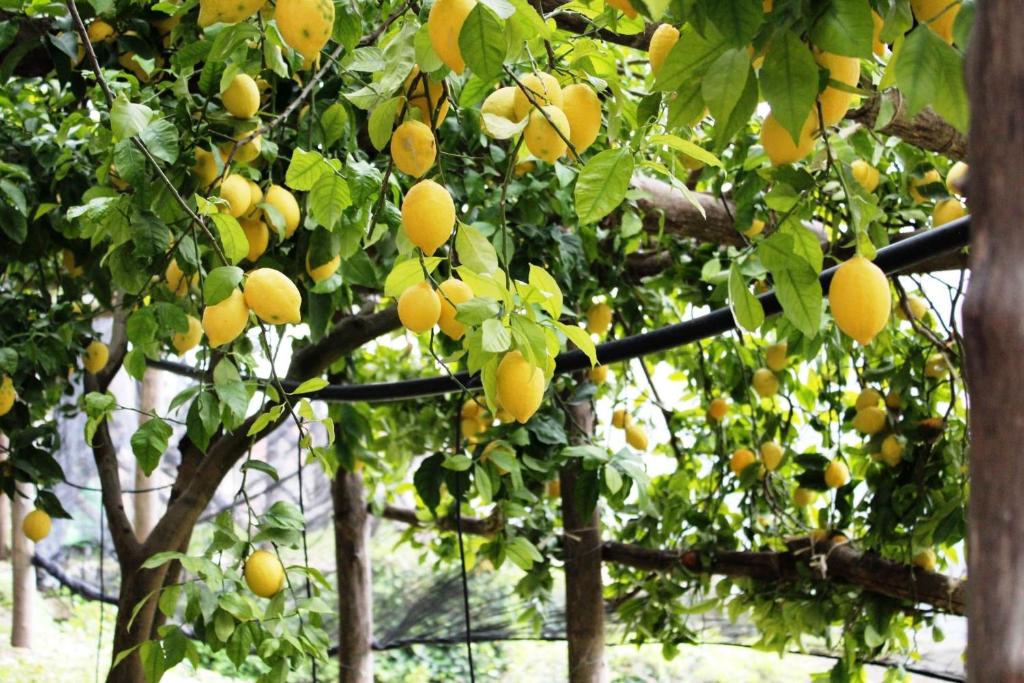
[
  {"left": 108, "top": 562, "right": 170, "bottom": 682},
  {"left": 333, "top": 469, "right": 373, "bottom": 683}
]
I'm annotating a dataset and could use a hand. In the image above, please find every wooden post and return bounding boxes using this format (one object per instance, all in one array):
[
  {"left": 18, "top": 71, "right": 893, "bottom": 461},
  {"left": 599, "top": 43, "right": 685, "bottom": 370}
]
[
  {"left": 559, "top": 397, "right": 607, "bottom": 683},
  {"left": 133, "top": 369, "right": 160, "bottom": 541},
  {"left": 0, "top": 449, "right": 10, "bottom": 561},
  {"left": 963, "top": 1, "right": 1024, "bottom": 679},
  {"left": 11, "top": 474, "right": 35, "bottom": 648},
  {"left": 333, "top": 469, "right": 373, "bottom": 683}
]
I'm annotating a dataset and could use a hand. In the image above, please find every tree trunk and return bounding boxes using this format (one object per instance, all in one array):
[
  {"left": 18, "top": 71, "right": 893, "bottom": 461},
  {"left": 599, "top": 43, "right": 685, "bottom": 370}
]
[
  {"left": 108, "top": 561, "right": 169, "bottom": 682},
  {"left": 10, "top": 478, "right": 35, "bottom": 648},
  {"left": 333, "top": 469, "right": 373, "bottom": 683},
  {"left": 963, "top": 1, "right": 1024, "bottom": 680},
  {"left": 559, "top": 398, "right": 607, "bottom": 683},
  {"left": 133, "top": 370, "right": 161, "bottom": 542}
]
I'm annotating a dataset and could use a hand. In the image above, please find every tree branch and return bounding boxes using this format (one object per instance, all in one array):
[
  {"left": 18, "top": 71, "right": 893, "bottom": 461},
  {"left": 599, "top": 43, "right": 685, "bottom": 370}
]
[
  {"left": 846, "top": 90, "right": 967, "bottom": 161},
  {"left": 287, "top": 306, "right": 400, "bottom": 380},
  {"left": 32, "top": 553, "right": 118, "bottom": 604}
]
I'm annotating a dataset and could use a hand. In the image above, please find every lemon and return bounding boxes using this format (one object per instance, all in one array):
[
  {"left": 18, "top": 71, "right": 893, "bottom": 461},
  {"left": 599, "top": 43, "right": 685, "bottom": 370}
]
[
  {"left": 275, "top": 0, "right": 334, "bottom": 61},
  {"left": 22, "top": 509, "right": 51, "bottom": 542},
  {"left": 244, "top": 268, "right": 302, "bottom": 324},
  {"left": 933, "top": 198, "right": 967, "bottom": 226},
  {"left": 765, "top": 342, "right": 787, "bottom": 372},
  {"left": 222, "top": 135, "right": 262, "bottom": 164},
  {"left": 561, "top": 83, "right": 601, "bottom": 153},
  {"left": 743, "top": 219, "right": 765, "bottom": 237},
  {"left": 62, "top": 249, "right": 85, "bottom": 277},
  {"left": 481, "top": 86, "right": 517, "bottom": 125},
  {"left": 885, "top": 391, "right": 903, "bottom": 410},
  {"left": 405, "top": 67, "right": 449, "bottom": 127},
  {"left": 585, "top": 302, "right": 613, "bottom": 335},
  {"left": 853, "top": 406, "right": 886, "bottom": 435},
  {"left": 945, "top": 161, "right": 968, "bottom": 195},
  {"left": 707, "top": 397, "right": 728, "bottom": 422},
  {"left": 813, "top": 50, "right": 860, "bottom": 127},
  {"left": 896, "top": 294, "right": 928, "bottom": 321},
  {"left": 611, "top": 408, "right": 631, "bottom": 429},
  {"left": 0, "top": 375, "right": 16, "bottom": 417},
  {"left": 428, "top": 0, "right": 476, "bottom": 74},
  {"left": 397, "top": 280, "right": 441, "bottom": 333},
  {"left": 437, "top": 278, "right": 474, "bottom": 339},
  {"left": 760, "top": 442, "right": 784, "bottom": 471},
  {"left": 306, "top": 253, "right": 340, "bottom": 284},
  {"left": 649, "top": 24, "right": 679, "bottom": 75},
  {"left": 118, "top": 52, "right": 162, "bottom": 83},
  {"left": 461, "top": 398, "right": 485, "bottom": 419},
  {"left": 240, "top": 218, "right": 269, "bottom": 262},
  {"left": 244, "top": 549, "right": 285, "bottom": 597},
  {"left": 761, "top": 112, "right": 817, "bottom": 165},
  {"left": 401, "top": 179, "right": 456, "bottom": 255},
  {"left": 730, "top": 448, "right": 756, "bottom": 475},
  {"left": 880, "top": 435, "right": 904, "bottom": 467},
  {"left": 924, "top": 353, "right": 949, "bottom": 378},
  {"left": 220, "top": 174, "right": 252, "bottom": 217},
  {"left": 198, "top": 0, "right": 265, "bottom": 27},
  {"left": 752, "top": 367, "right": 779, "bottom": 398},
  {"left": 828, "top": 254, "right": 890, "bottom": 345},
  {"left": 153, "top": 14, "right": 181, "bottom": 36},
  {"left": 607, "top": 0, "right": 637, "bottom": 18},
  {"left": 514, "top": 161, "right": 535, "bottom": 177},
  {"left": 246, "top": 180, "right": 263, "bottom": 213},
  {"left": 911, "top": 0, "right": 960, "bottom": 44},
  {"left": 222, "top": 74, "right": 260, "bottom": 119},
  {"left": 203, "top": 289, "right": 250, "bottom": 347},
  {"left": 264, "top": 185, "right": 301, "bottom": 237},
  {"left": 512, "top": 72, "right": 563, "bottom": 121},
  {"left": 851, "top": 160, "right": 880, "bottom": 192},
  {"left": 390, "top": 120, "right": 436, "bottom": 178},
  {"left": 793, "top": 487, "right": 816, "bottom": 506},
  {"left": 87, "top": 19, "right": 116, "bottom": 42},
  {"left": 913, "top": 548, "right": 937, "bottom": 572},
  {"left": 589, "top": 365, "right": 608, "bottom": 385},
  {"left": 165, "top": 259, "right": 193, "bottom": 297},
  {"left": 172, "top": 316, "right": 203, "bottom": 355},
  {"left": 871, "top": 10, "right": 887, "bottom": 56},
  {"left": 625, "top": 423, "right": 648, "bottom": 451},
  {"left": 909, "top": 169, "right": 942, "bottom": 203},
  {"left": 461, "top": 416, "right": 486, "bottom": 442},
  {"left": 193, "top": 148, "right": 219, "bottom": 188},
  {"left": 824, "top": 460, "right": 850, "bottom": 488},
  {"left": 84, "top": 340, "right": 109, "bottom": 375},
  {"left": 496, "top": 350, "right": 545, "bottom": 423},
  {"left": 855, "top": 388, "right": 882, "bottom": 411}
]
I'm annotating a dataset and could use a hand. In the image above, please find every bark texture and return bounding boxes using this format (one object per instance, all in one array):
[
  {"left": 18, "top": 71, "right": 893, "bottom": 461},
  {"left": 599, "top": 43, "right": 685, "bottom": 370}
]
[
  {"left": 846, "top": 90, "right": 967, "bottom": 161},
  {"left": 10, "top": 478, "right": 34, "bottom": 648},
  {"left": 963, "top": 1, "right": 1024, "bottom": 679},
  {"left": 560, "top": 398, "right": 607, "bottom": 683},
  {"left": 333, "top": 470, "right": 374, "bottom": 683}
]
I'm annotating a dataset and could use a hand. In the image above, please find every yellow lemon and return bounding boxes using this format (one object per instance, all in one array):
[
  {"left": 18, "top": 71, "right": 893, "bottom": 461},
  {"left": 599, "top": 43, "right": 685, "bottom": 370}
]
[
  {"left": 933, "top": 198, "right": 967, "bottom": 226},
  {"left": 193, "top": 148, "right": 219, "bottom": 188},
  {"left": 589, "top": 364, "right": 609, "bottom": 385},
  {"left": 513, "top": 72, "right": 563, "bottom": 121},
  {"left": 264, "top": 185, "right": 301, "bottom": 237},
  {"left": 896, "top": 294, "right": 928, "bottom": 321},
  {"left": 913, "top": 548, "right": 937, "bottom": 572},
  {"left": 118, "top": 52, "right": 162, "bottom": 83},
  {"left": 398, "top": 280, "right": 441, "bottom": 333},
  {"left": 461, "top": 398, "right": 485, "bottom": 419},
  {"left": 390, "top": 120, "right": 436, "bottom": 178},
  {"left": 813, "top": 50, "right": 860, "bottom": 127},
  {"left": 240, "top": 218, "right": 269, "bottom": 262},
  {"left": 828, "top": 254, "right": 891, "bottom": 345},
  {"left": 909, "top": 169, "right": 942, "bottom": 203},
  {"left": 855, "top": 388, "right": 883, "bottom": 411},
  {"left": 911, "top": 0, "right": 960, "bottom": 44},
  {"left": 561, "top": 83, "right": 601, "bottom": 153},
  {"left": 481, "top": 86, "right": 517, "bottom": 121},
  {"left": 586, "top": 302, "right": 613, "bottom": 335},
  {"left": 824, "top": 460, "right": 850, "bottom": 488},
  {"left": 84, "top": 340, "right": 109, "bottom": 375},
  {"left": 222, "top": 74, "right": 260, "bottom": 119},
  {"left": 461, "top": 416, "right": 486, "bottom": 442},
  {"left": 244, "top": 268, "right": 302, "bottom": 324},
  {"left": 885, "top": 391, "right": 903, "bottom": 410},
  {"left": 607, "top": 0, "right": 637, "bottom": 18},
  {"left": 793, "top": 487, "right": 816, "bottom": 506},
  {"left": 730, "top": 448, "right": 756, "bottom": 475},
  {"left": 203, "top": 289, "right": 250, "bottom": 347},
  {"left": 172, "top": 316, "right": 204, "bottom": 355},
  {"left": 744, "top": 219, "right": 766, "bottom": 237},
  {"left": 246, "top": 180, "right": 263, "bottom": 212},
  {"left": 851, "top": 159, "right": 880, "bottom": 192},
  {"left": 244, "top": 549, "right": 285, "bottom": 597},
  {"left": 871, "top": 10, "right": 887, "bottom": 57},
  {"left": 0, "top": 375, "right": 16, "bottom": 416},
  {"left": 401, "top": 179, "right": 456, "bottom": 255},
  {"left": 853, "top": 406, "right": 887, "bottom": 435},
  {"left": 513, "top": 160, "right": 535, "bottom": 177},
  {"left": 760, "top": 442, "right": 784, "bottom": 471},
  {"left": 22, "top": 509, "right": 51, "bottom": 542},
  {"left": 496, "top": 350, "right": 545, "bottom": 423},
  {"left": 707, "top": 398, "right": 728, "bottom": 422},
  {"left": 880, "top": 435, "right": 904, "bottom": 467},
  {"left": 405, "top": 67, "right": 449, "bottom": 127},
  {"left": 428, "top": 0, "right": 476, "bottom": 74},
  {"left": 752, "top": 367, "right": 779, "bottom": 398},
  {"left": 153, "top": 14, "right": 181, "bottom": 36},
  {"left": 765, "top": 342, "right": 787, "bottom": 372},
  {"left": 220, "top": 173, "right": 252, "bottom": 217},
  {"left": 275, "top": 0, "right": 334, "bottom": 61},
  {"left": 306, "top": 253, "right": 340, "bottom": 284},
  {"left": 611, "top": 408, "right": 631, "bottom": 429},
  {"left": 198, "top": 0, "right": 265, "bottom": 27},
  {"left": 62, "top": 249, "right": 85, "bottom": 277},
  {"left": 165, "top": 259, "right": 193, "bottom": 297},
  {"left": 625, "top": 423, "right": 648, "bottom": 451},
  {"left": 87, "top": 19, "right": 116, "bottom": 42},
  {"left": 221, "top": 135, "right": 261, "bottom": 164},
  {"left": 761, "top": 112, "right": 817, "bottom": 165},
  {"left": 924, "top": 353, "right": 949, "bottom": 378},
  {"left": 437, "top": 278, "right": 474, "bottom": 340},
  {"left": 945, "top": 161, "right": 968, "bottom": 196},
  {"left": 649, "top": 24, "right": 679, "bottom": 76}
]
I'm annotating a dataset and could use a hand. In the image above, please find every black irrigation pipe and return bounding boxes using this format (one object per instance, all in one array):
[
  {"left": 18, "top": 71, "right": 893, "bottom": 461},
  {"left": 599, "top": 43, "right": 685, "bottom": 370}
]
[{"left": 150, "top": 217, "right": 970, "bottom": 403}]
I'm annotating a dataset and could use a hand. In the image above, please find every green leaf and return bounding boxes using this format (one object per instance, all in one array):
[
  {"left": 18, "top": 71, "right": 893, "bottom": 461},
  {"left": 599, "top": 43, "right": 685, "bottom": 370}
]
[
  {"left": 209, "top": 213, "right": 248, "bottom": 264},
  {"left": 383, "top": 256, "right": 443, "bottom": 297},
  {"left": 139, "top": 640, "right": 166, "bottom": 683},
  {"left": 700, "top": 48, "right": 752, "bottom": 123},
  {"left": 527, "top": 264, "right": 562, "bottom": 319},
  {"left": 131, "top": 417, "right": 172, "bottom": 477},
  {"left": 240, "top": 459, "right": 280, "bottom": 480},
  {"left": 285, "top": 148, "right": 329, "bottom": 191},
  {"left": 320, "top": 103, "right": 349, "bottom": 147},
  {"left": 711, "top": 68, "right": 759, "bottom": 149},
  {"left": 810, "top": 0, "right": 873, "bottom": 58},
  {"left": 368, "top": 97, "right": 401, "bottom": 151},
  {"left": 455, "top": 297, "right": 501, "bottom": 326},
  {"left": 705, "top": 0, "right": 763, "bottom": 46},
  {"left": 458, "top": 4, "right": 506, "bottom": 81},
  {"left": 140, "top": 119, "right": 179, "bottom": 164},
  {"left": 481, "top": 319, "right": 511, "bottom": 352},
  {"left": 654, "top": 24, "right": 728, "bottom": 92},
  {"left": 554, "top": 321, "right": 597, "bottom": 367},
  {"left": 415, "top": 24, "right": 444, "bottom": 72},
  {"left": 772, "top": 264, "right": 822, "bottom": 338},
  {"left": 728, "top": 262, "right": 765, "bottom": 331},
  {"left": 158, "top": 584, "right": 180, "bottom": 618},
  {"left": 203, "top": 266, "right": 243, "bottom": 305},
  {"left": 308, "top": 172, "right": 351, "bottom": 230},
  {"left": 291, "top": 377, "right": 329, "bottom": 395},
  {"left": 140, "top": 551, "right": 187, "bottom": 569},
  {"left": 646, "top": 134, "right": 722, "bottom": 167},
  {"left": 110, "top": 95, "right": 153, "bottom": 141},
  {"left": 213, "top": 359, "right": 250, "bottom": 421},
  {"left": 761, "top": 32, "right": 819, "bottom": 145},
  {"left": 893, "top": 25, "right": 968, "bottom": 132},
  {"left": 574, "top": 147, "right": 635, "bottom": 224},
  {"left": 455, "top": 224, "right": 499, "bottom": 274}
]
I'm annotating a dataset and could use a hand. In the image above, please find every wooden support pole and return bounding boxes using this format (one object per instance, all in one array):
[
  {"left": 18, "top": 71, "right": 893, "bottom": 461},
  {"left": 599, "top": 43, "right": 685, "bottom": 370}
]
[
  {"left": 333, "top": 469, "right": 373, "bottom": 683},
  {"left": 133, "top": 369, "right": 160, "bottom": 542},
  {"left": 10, "top": 470, "right": 35, "bottom": 648},
  {"left": 0, "top": 449, "right": 9, "bottom": 561}
]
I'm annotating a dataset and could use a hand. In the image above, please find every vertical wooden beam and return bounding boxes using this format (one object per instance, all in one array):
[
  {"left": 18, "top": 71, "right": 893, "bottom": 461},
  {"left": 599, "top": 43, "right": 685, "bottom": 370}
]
[
  {"left": 133, "top": 369, "right": 160, "bottom": 541},
  {"left": 964, "top": 2, "right": 1024, "bottom": 679},
  {"left": 560, "top": 396, "right": 607, "bottom": 683},
  {"left": 333, "top": 469, "right": 373, "bottom": 683},
  {"left": 11, "top": 475, "right": 35, "bottom": 648},
  {"left": 0, "top": 449, "right": 10, "bottom": 561}
]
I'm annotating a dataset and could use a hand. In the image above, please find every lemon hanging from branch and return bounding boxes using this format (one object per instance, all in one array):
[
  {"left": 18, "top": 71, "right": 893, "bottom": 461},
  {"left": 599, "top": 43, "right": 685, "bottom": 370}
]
[
  {"left": 276, "top": 0, "right": 335, "bottom": 62},
  {"left": 496, "top": 350, "right": 545, "bottom": 424},
  {"left": 828, "top": 254, "right": 891, "bottom": 345},
  {"left": 244, "top": 268, "right": 302, "bottom": 324}
]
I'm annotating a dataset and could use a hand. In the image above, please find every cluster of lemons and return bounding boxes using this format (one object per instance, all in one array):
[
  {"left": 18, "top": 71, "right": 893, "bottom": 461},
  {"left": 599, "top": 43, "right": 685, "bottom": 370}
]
[
  {"left": 850, "top": 158, "right": 969, "bottom": 227},
  {"left": 459, "top": 397, "right": 514, "bottom": 444}
]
